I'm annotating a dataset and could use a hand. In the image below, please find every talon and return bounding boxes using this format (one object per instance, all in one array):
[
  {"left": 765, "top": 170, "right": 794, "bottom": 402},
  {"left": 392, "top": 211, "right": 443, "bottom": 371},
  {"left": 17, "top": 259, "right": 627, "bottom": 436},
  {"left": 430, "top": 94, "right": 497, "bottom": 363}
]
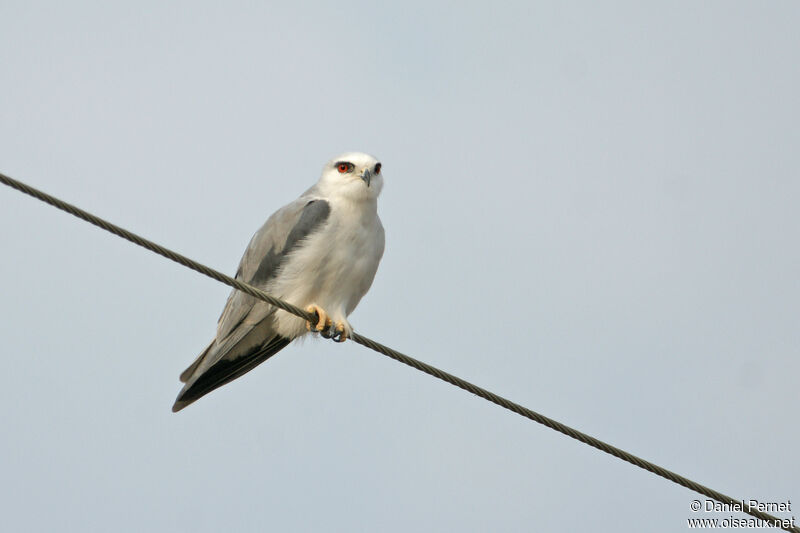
[
  {"left": 305, "top": 304, "right": 332, "bottom": 332},
  {"left": 332, "top": 322, "right": 348, "bottom": 343}
]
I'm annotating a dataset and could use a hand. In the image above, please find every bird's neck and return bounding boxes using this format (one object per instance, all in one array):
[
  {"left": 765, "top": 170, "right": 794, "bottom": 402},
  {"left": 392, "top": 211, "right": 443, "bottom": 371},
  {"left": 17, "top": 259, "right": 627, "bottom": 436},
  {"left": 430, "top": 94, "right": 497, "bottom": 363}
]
[{"left": 325, "top": 187, "right": 378, "bottom": 211}]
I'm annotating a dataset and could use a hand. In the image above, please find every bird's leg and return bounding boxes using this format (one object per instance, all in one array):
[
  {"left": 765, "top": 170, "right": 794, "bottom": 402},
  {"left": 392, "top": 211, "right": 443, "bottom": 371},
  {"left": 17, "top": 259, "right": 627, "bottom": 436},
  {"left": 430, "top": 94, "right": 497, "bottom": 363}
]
[
  {"left": 307, "top": 306, "right": 350, "bottom": 343},
  {"left": 306, "top": 304, "right": 332, "bottom": 333}
]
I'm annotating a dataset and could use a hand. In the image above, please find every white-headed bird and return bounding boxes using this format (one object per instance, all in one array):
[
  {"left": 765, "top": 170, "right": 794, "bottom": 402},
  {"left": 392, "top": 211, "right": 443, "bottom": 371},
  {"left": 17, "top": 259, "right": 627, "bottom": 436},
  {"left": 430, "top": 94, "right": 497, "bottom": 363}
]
[{"left": 173, "top": 152, "right": 385, "bottom": 412}]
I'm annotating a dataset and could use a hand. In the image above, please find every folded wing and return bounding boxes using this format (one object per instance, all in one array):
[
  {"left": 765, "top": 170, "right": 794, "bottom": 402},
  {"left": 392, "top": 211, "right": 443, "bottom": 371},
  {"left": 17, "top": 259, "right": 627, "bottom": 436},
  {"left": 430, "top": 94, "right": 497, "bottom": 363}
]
[{"left": 172, "top": 197, "right": 331, "bottom": 411}]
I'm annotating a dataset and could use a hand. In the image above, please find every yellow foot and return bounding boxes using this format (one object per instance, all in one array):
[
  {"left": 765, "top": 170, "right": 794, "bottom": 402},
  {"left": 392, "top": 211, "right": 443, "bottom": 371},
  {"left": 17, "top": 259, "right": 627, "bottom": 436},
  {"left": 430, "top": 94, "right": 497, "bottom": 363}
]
[
  {"left": 306, "top": 304, "right": 332, "bottom": 333},
  {"left": 332, "top": 322, "right": 348, "bottom": 343}
]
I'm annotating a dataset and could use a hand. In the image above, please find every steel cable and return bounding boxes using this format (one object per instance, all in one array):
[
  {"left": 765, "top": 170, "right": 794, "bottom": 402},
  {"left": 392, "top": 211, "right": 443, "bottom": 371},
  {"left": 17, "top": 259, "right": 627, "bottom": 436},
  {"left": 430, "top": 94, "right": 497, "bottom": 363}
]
[{"left": 1, "top": 171, "right": 795, "bottom": 532}]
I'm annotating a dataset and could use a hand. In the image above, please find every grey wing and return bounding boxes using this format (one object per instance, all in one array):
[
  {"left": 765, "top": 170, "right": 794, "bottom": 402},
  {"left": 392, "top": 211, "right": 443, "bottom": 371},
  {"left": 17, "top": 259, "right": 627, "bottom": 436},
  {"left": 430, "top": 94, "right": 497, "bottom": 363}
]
[
  {"left": 216, "top": 195, "right": 330, "bottom": 341},
  {"left": 172, "top": 197, "right": 331, "bottom": 412}
]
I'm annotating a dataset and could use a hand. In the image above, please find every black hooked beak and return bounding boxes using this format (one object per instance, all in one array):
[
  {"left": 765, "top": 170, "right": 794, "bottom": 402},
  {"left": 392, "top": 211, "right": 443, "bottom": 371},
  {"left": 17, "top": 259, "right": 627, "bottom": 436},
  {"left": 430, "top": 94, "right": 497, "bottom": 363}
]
[{"left": 361, "top": 168, "right": 372, "bottom": 187}]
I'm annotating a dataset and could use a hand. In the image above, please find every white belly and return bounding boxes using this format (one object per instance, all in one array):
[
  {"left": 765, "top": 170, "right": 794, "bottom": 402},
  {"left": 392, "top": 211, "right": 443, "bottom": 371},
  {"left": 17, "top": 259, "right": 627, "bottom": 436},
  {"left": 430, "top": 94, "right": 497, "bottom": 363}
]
[{"left": 267, "top": 201, "right": 384, "bottom": 338}]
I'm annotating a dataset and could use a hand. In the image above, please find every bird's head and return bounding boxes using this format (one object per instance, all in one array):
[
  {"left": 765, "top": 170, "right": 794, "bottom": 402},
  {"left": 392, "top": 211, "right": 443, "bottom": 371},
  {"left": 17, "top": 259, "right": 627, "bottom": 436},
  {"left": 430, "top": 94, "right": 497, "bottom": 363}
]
[{"left": 317, "top": 152, "right": 384, "bottom": 201}]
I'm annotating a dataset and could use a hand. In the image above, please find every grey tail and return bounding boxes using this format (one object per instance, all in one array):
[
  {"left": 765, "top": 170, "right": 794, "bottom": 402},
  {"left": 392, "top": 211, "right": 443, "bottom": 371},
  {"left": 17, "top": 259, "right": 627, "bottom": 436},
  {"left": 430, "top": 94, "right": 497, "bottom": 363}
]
[
  {"left": 179, "top": 342, "right": 213, "bottom": 383},
  {"left": 172, "top": 336, "right": 291, "bottom": 412}
]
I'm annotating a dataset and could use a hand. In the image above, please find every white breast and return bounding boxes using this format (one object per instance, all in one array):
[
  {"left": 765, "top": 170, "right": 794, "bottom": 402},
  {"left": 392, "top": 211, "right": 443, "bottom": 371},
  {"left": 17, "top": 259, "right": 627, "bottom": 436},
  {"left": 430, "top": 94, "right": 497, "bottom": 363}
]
[{"left": 268, "top": 197, "right": 385, "bottom": 339}]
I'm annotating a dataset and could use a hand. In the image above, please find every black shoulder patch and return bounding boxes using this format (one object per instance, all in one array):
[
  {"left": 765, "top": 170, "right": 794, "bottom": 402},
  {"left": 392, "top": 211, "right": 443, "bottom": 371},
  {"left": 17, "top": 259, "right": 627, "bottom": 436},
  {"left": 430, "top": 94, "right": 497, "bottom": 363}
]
[
  {"left": 284, "top": 200, "right": 331, "bottom": 253},
  {"left": 250, "top": 200, "right": 330, "bottom": 285}
]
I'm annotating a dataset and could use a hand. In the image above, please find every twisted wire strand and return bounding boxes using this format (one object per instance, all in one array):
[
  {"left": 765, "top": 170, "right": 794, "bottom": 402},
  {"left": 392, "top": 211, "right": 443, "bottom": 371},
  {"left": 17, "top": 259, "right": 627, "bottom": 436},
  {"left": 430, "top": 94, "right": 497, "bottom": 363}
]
[
  {"left": 0, "top": 173, "right": 316, "bottom": 323},
  {"left": 1, "top": 171, "right": 795, "bottom": 532}
]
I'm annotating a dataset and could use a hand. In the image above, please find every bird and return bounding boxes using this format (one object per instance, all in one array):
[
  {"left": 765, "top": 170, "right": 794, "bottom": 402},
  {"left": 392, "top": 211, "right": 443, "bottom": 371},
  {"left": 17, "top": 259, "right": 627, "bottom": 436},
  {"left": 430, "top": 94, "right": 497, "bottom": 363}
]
[{"left": 172, "top": 152, "right": 385, "bottom": 412}]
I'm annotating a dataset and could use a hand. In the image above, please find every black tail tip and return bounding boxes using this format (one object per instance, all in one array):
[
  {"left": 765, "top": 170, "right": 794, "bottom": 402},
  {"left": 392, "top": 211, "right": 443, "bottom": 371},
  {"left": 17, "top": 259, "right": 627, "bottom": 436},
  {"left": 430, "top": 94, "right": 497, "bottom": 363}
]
[{"left": 171, "top": 395, "right": 192, "bottom": 413}]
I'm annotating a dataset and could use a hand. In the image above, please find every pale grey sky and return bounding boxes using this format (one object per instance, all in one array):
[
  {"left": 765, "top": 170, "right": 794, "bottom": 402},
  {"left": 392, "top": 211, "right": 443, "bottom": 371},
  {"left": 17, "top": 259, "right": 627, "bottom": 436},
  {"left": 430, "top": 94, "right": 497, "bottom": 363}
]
[{"left": 1, "top": 1, "right": 797, "bottom": 532}]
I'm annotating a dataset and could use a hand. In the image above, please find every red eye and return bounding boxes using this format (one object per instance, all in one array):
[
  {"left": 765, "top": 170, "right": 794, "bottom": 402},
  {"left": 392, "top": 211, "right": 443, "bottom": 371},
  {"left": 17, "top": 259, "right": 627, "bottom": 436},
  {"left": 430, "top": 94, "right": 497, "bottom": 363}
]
[
  {"left": 374, "top": 163, "right": 381, "bottom": 174},
  {"left": 337, "top": 162, "right": 352, "bottom": 173}
]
